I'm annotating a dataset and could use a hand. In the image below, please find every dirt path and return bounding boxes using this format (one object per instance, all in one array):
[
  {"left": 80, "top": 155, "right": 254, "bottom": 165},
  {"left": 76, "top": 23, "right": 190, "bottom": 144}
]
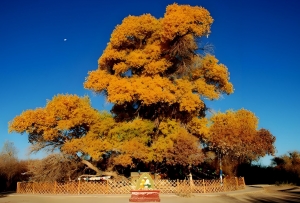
[
  {"left": 1, "top": 186, "right": 299, "bottom": 203},
  {"left": 0, "top": 195, "right": 249, "bottom": 203}
]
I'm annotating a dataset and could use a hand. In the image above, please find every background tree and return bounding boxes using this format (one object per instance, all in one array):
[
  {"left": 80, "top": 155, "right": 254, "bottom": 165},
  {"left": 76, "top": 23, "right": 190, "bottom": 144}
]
[
  {"left": 237, "top": 151, "right": 300, "bottom": 185},
  {"left": 0, "top": 141, "right": 27, "bottom": 191},
  {"left": 271, "top": 151, "right": 300, "bottom": 184},
  {"left": 206, "top": 109, "right": 276, "bottom": 175}
]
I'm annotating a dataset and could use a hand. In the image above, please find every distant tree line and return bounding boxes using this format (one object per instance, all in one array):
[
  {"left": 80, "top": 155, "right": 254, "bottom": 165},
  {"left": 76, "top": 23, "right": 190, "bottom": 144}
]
[
  {"left": 0, "top": 141, "right": 27, "bottom": 191},
  {"left": 238, "top": 151, "right": 300, "bottom": 185}
]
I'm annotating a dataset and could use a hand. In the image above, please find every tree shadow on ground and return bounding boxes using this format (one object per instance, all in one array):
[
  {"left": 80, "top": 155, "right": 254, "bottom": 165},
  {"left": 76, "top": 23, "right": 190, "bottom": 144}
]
[
  {"left": 0, "top": 191, "right": 15, "bottom": 198},
  {"left": 245, "top": 187, "right": 300, "bottom": 203}
]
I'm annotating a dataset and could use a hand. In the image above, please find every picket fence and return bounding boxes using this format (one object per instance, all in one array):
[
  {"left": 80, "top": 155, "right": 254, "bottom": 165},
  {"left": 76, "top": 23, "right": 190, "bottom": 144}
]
[{"left": 17, "top": 177, "right": 245, "bottom": 195}]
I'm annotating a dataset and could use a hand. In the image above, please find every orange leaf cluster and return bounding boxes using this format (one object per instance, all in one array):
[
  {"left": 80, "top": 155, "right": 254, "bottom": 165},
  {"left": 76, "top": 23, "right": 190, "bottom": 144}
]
[
  {"left": 151, "top": 121, "right": 205, "bottom": 165},
  {"left": 160, "top": 4, "right": 213, "bottom": 41},
  {"left": 207, "top": 109, "right": 275, "bottom": 161},
  {"left": 9, "top": 94, "right": 102, "bottom": 156}
]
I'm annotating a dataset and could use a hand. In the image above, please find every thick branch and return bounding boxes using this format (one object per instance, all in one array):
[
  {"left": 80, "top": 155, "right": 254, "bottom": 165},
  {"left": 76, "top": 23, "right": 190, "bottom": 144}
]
[
  {"left": 81, "top": 159, "right": 102, "bottom": 175},
  {"left": 80, "top": 159, "right": 119, "bottom": 177}
]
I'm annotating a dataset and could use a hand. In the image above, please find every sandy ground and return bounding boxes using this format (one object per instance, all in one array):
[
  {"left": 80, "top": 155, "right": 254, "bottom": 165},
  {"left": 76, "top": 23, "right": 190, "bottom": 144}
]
[{"left": 0, "top": 185, "right": 299, "bottom": 203}]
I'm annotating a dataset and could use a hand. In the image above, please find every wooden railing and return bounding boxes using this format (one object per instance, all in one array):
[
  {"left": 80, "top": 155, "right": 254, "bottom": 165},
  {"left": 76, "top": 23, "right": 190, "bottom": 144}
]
[{"left": 16, "top": 177, "right": 245, "bottom": 195}]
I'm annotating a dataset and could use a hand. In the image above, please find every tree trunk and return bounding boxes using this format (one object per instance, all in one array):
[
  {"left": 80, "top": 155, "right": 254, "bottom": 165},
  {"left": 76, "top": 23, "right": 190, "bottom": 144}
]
[
  {"left": 80, "top": 159, "right": 119, "bottom": 177},
  {"left": 81, "top": 159, "right": 102, "bottom": 175}
]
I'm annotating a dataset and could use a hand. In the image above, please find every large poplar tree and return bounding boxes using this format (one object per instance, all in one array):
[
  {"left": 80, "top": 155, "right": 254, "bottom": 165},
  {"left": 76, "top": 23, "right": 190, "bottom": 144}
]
[
  {"left": 9, "top": 4, "right": 249, "bottom": 178},
  {"left": 83, "top": 3, "right": 233, "bottom": 167}
]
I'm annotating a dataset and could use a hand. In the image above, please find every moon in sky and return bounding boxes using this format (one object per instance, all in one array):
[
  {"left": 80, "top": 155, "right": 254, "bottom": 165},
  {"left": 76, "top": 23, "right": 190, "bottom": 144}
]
[{"left": 64, "top": 38, "right": 67, "bottom": 41}]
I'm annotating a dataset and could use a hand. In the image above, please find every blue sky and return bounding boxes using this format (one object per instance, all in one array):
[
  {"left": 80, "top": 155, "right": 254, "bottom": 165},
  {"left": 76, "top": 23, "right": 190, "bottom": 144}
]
[{"left": 1, "top": 0, "right": 299, "bottom": 165}]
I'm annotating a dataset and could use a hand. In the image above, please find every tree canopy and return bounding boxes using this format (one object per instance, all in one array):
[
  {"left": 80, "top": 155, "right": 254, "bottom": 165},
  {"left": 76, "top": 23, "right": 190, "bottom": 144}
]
[
  {"left": 207, "top": 109, "right": 276, "bottom": 162},
  {"left": 84, "top": 3, "right": 233, "bottom": 124},
  {"left": 9, "top": 94, "right": 99, "bottom": 153},
  {"left": 8, "top": 94, "right": 110, "bottom": 175}
]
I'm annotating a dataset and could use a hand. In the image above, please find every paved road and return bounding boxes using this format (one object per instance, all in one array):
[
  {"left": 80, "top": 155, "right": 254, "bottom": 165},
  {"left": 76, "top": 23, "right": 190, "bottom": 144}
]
[{"left": 1, "top": 185, "right": 299, "bottom": 203}]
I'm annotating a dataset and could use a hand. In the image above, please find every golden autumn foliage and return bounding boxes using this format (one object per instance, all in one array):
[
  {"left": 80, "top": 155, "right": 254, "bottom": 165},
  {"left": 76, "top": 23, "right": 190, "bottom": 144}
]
[
  {"left": 84, "top": 3, "right": 233, "bottom": 124},
  {"left": 153, "top": 127, "right": 204, "bottom": 166},
  {"left": 8, "top": 94, "right": 102, "bottom": 155},
  {"left": 207, "top": 109, "right": 276, "bottom": 161},
  {"left": 105, "top": 119, "right": 207, "bottom": 168}
]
